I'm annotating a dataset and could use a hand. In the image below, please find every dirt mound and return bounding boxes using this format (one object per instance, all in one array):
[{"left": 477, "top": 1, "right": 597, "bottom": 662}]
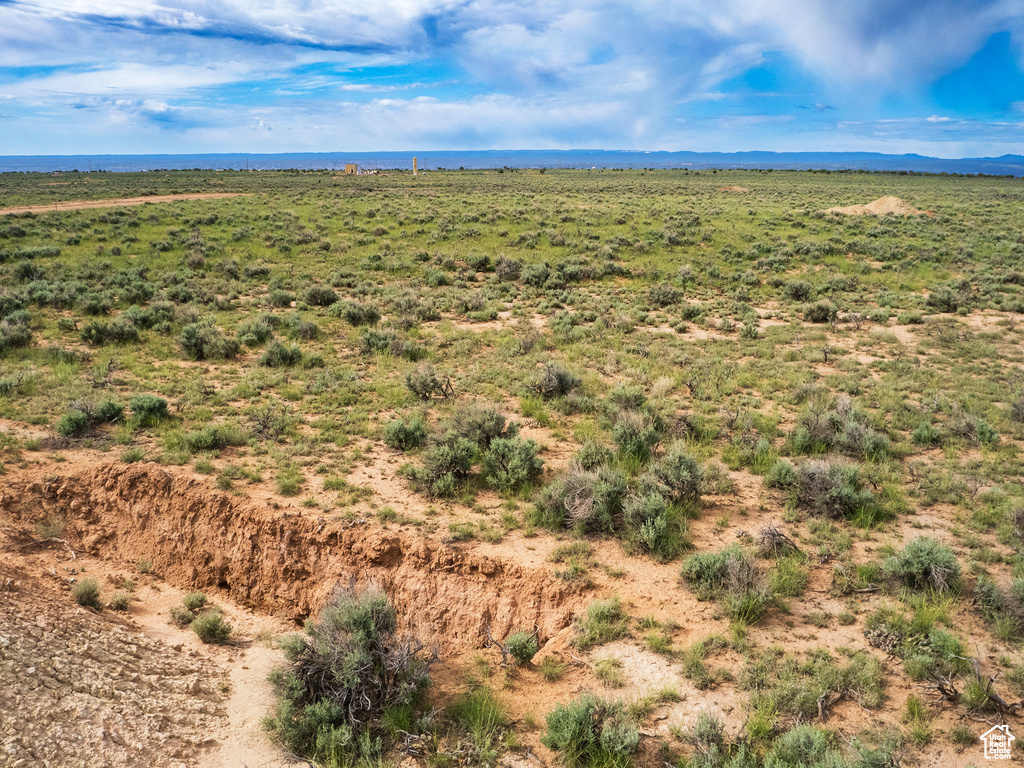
[
  {"left": 0, "top": 564, "right": 227, "bottom": 767},
  {"left": 0, "top": 463, "right": 584, "bottom": 651},
  {"left": 824, "top": 196, "right": 930, "bottom": 216}
]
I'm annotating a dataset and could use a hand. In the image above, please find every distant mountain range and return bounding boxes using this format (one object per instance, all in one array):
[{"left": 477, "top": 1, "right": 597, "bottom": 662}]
[{"left": 2, "top": 150, "right": 1023, "bottom": 176}]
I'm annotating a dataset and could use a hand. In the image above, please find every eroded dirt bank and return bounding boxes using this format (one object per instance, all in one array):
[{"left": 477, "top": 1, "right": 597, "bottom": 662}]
[{"left": 0, "top": 462, "right": 583, "bottom": 650}]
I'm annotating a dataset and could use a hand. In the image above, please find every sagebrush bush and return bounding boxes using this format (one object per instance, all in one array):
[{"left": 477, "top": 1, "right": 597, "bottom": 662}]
[
  {"left": 533, "top": 463, "right": 626, "bottom": 532},
  {"left": 382, "top": 414, "right": 428, "bottom": 451},
  {"left": 192, "top": 611, "right": 232, "bottom": 643},
  {"left": 108, "top": 590, "right": 132, "bottom": 611},
  {"left": 238, "top": 316, "right": 275, "bottom": 346},
  {"left": 259, "top": 341, "right": 303, "bottom": 368},
  {"left": 483, "top": 436, "right": 543, "bottom": 493},
  {"left": 883, "top": 537, "right": 961, "bottom": 593},
  {"left": 264, "top": 587, "right": 433, "bottom": 768},
  {"left": 793, "top": 460, "right": 878, "bottom": 519},
  {"left": 72, "top": 578, "right": 102, "bottom": 609},
  {"left": 406, "top": 365, "right": 443, "bottom": 400},
  {"left": 407, "top": 430, "right": 476, "bottom": 497},
  {"left": 541, "top": 694, "right": 638, "bottom": 768},
  {"left": 574, "top": 597, "right": 629, "bottom": 650},
  {"left": 680, "top": 546, "right": 743, "bottom": 599},
  {"left": 534, "top": 362, "right": 581, "bottom": 400},
  {"left": 179, "top": 320, "right": 240, "bottom": 360},
  {"left": 56, "top": 409, "right": 90, "bottom": 437},
  {"left": 183, "top": 592, "right": 208, "bottom": 611},
  {"left": 803, "top": 300, "right": 837, "bottom": 323},
  {"left": 304, "top": 285, "right": 338, "bottom": 306},
  {"left": 504, "top": 630, "right": 539, "bottom": 665},
  {"left": 612, "top": 408, "right": 663, "bottom": 462},
  {"left": 453, "top": 404, "right": 518, "bottom": 449},
  {"left": 130, "top": 394, "right": 169, "bottom": 426}
]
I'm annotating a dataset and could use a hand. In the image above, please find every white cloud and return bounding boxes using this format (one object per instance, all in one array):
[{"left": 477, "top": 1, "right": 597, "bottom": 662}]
[{"left": 2, "top": 0, "right": 1024, "bottom": 154}]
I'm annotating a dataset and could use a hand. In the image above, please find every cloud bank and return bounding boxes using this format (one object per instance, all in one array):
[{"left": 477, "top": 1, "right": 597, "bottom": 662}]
[{"left": 2, "top": 0, "right": 1023, "bottom": 155}]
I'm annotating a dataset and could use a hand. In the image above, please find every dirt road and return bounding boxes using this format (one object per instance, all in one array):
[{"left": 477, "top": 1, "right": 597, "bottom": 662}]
[{"left": 0, "top": 192, "right": 250, "bottom": 215}]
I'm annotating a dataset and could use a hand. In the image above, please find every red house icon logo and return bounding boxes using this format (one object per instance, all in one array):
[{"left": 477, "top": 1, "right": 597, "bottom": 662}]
[{"left": 981, "top": 724, "right": 1015, "bottom": 760}]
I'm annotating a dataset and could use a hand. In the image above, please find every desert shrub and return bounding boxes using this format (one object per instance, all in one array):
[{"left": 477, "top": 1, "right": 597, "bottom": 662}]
[
  {"left": 334, "top": 301, "right": 380, "bottom": 326},
  {"left": 948, "top": 408, "right": 1000, "bottom": 446},
  {"left": 282, "top": 313, "right": 320, "bottom": 341},
  {"left": 975, "top": 577, "right": 1024, "bottom": 639},
  {"left": 80, "top": 318, "right": 140, "bottom": 345},
  {"left": 192, "top": 611, "right": 233, "bottom": 644},
  {"left": 803, "top": 300, "right": 837, "bottom": 323},
  {"left": 534, "top": 362, "right": 581, "bottom": 400},
  {"left": 72, "top": 578, "right": 102, "bottom": 609},
  {"left": 130, "top": 394, "right": 169, "bottom": 426},
  {"left": 453, "top": 404, "right": 519, "bottom": 449},
  {"left": 238, "top": 316, "right": 275, "bottom": 346},
  {"left": 743, "top": 649, "right": 884, "bottom": 721},
  {"left": 260, "top": 341, "right": 304, "bottom": 368},
  {"left": 495, "top": 256, "right": 523, "bottom": 282},
  {"left": 783, "top": 280, "right": 813, "bottom": 301},
  {"left": 407, "top": 431, "right": 476, "bottom": 497},
  {"left": 764, "top": 725, "right": 836, "bottom": 768},
  {"left": 267, "top": 288, "right": 294, "bottom": 307},
  {"left": 793, "top": 460, "right": 878, "bottom": 519},
  {"left": 627, "top": 492, "right": 681, "bottom": 561},
  {"left": 680, "top": 548, "right": 735, "bottom": 597},
  {"left": 574, "top": 597, "right": 630, "bottom": 650},
  {"left": 360, "top": 327, "right": 397, "bottom": 355},
  {"left": 264, "top": 587, "right": 433, "bottom": 768},
  {"left": 178, "top": 320, "right": 240, "bottom": 360},
  {"left": 541, "top": 694, "right": 638, "bottom": 768},
  {"left": 765, "top": 459, "right": 796, "bottom": 489},
  {"left": 648, "top": 282, "right": 678, "bottom": 307},
  {"left": 465, "top": 253, "right": 492, "bottom": 272},
  {"left": 56, "top": 409, "right": 90, "bottom": 437},
  {"left": 304, "top": 285, "right": 339, "bottom": 306},
  {"left": 406, "top": 365, "right": 444, "bottom": 400},
  {"left": 108, "top": 590, "right": 132, "bottom": 611},
  {"left": 574, "top": 441, "right": 615, "bottom": 470},
  {"left": 182, "top": 424, "right": 247, "bottom": 453},
  {"left": 504, "top": 630, "right": 539, "bottom": 665},
  {"left": 382, "top": 414, "right": 428, "bottom": 451},
  {"left": 534, "top": 463, "right": 626, "bottom": 532},
  {"left": 483, "top": 436, "right": 543, "bottom": 493},
  {"left": 722, "top": 555, "right": 771, "bottom": 625},
  {"left": 95, "top": 399, "right": 125, "bottom": 424},
  {"left": 521, "top": 262, "right": 549, "bottom": 286},
  {"left": 1010, "top": 398, "right": 1024, "bottom": 424},
  {"left": 790, "top": 397, "right": 890, "bottom": 459},
  {"left": 183, "top": 592, "right": 208, "bottom": 611},
  {"left": 642, "top": 442, "right": 702, "bottom": 504},
  {"left": 883, "top": 537, "right": 961, "bottom": 593},
  {"left": 912, "top": 421, "right": 942, "bottom": 446},
  {"left": 612, "top": 409, "right": 663, "bottom": 462},
  {"left": 0, "top": 311, "right": 33, "bottom": 354}
]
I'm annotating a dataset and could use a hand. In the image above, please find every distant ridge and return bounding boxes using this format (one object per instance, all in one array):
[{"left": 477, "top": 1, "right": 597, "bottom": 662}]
[{"left": 2, "top": 150, "right": 1023, "bottom": 176}]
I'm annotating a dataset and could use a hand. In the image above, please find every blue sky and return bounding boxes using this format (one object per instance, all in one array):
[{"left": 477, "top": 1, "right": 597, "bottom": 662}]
[{"left": 1, "top": 0, "right": 1023, "bottom": 156}]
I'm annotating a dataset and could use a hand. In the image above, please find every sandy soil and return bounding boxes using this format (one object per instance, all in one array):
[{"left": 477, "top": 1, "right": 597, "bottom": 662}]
[{"left": 824, "top": 196, "right": 931, "bottom": 216}]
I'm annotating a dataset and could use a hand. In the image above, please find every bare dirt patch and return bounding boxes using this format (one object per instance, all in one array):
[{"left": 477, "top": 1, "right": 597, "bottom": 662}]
[
  {"left": 824, "top": 196, "right": 931, "bottom": 216},
  {"left": 0, "top": 193, "right": 251, "bottom": 216},
  {"left": 717, "top": 186, "right": 750, "bottom": 192}
]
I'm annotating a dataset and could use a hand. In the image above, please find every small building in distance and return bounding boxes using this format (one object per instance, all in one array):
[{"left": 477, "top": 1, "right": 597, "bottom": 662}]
[{"left": 344, "top": 163, "right": 359, "bottom": 175}]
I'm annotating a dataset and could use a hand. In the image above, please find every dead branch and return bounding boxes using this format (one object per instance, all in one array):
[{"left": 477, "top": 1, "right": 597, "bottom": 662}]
[{"left": 483, "top": 624, "right": 509, "bottom": 667}]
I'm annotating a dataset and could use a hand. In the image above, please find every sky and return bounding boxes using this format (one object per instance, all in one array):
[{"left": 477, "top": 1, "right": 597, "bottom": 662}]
[{"left": 1, "top": 0, "right": 1023, "bottom": 157}]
